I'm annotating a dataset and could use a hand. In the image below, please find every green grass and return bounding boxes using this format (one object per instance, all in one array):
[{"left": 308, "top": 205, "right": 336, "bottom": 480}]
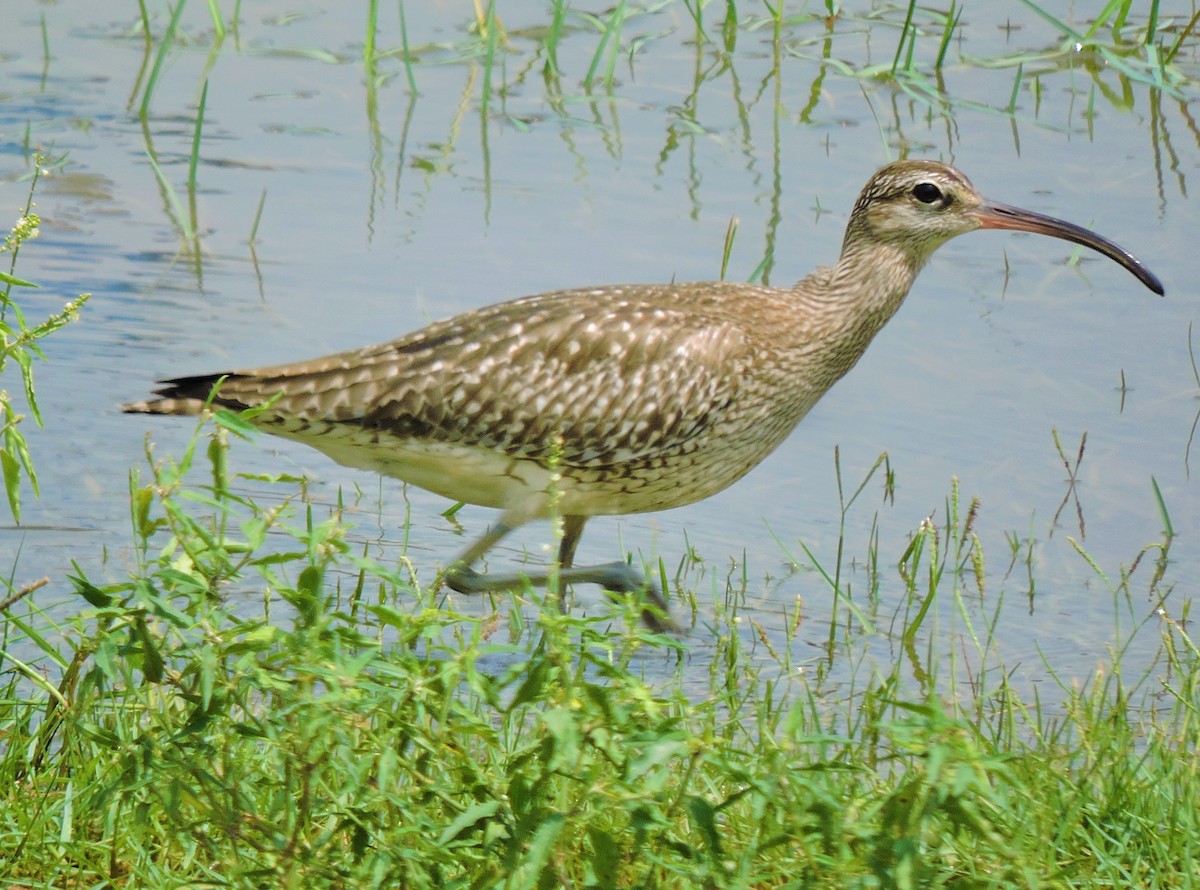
[
  {"left": 0, "top": 156, "right": 90, "bottom": 523},
  {"left": 0, "top": 415, "right": 1194, "bottom": 886}
]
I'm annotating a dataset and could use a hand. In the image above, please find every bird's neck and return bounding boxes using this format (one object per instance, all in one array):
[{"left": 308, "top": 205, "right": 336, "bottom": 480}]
[
  {"left": 829, "top": 238, "right": 925, "bottom": 321},
  {"left": 788, "top": 241, "right": 926, "bottom": 383}
]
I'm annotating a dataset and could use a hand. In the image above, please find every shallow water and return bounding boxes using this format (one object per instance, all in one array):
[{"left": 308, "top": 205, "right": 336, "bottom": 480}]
[{"left": 2, "top": 1, "right": 1197, "bottom": 697}]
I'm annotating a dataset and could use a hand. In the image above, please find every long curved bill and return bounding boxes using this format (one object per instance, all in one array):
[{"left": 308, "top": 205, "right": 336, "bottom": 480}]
[{"left": 971, "top": 200, "right": 1164, "bottom": 296}]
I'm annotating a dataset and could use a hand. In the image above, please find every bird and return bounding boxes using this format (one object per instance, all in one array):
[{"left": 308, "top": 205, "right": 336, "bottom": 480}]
[{"left": 124, "top": 160, "right": 1164, "bottom": 634}]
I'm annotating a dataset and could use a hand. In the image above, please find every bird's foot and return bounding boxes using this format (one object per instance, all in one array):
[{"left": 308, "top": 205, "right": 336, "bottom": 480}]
[
  {"left": 570, "top": 561, "right": 681, "bottom": 637},
  {"left": 442, "top": 559, "right": 683, "bottom": 636},
  {"left": 443, "top": 563, "right": 489, "bottom": 595}
]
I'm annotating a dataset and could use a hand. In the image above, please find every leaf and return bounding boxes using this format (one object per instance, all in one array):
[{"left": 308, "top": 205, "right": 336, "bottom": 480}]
[
  {"left": 0, "top": 448, "right": 21, "bottom": 522},
  {"left": 133, "top": 617, "right": 165, "bottom": 684},
  {"left": 541, "top": 707, "right": 582, "bottom": 772},
  {"left": 68, "top": 564, "right": 113, "bottom": 607},
  {"left": 0, "top": 269, "right": 37, "bottom": 288},
  {"left": 510, "top": 814, "right": 565, "bottom": 890},
  {"left": 436, "top": 799, "right": 501, "bottom": 846},
  {"left": 507, "top": 657, "right": 550, "bottom": 710},
  {"left": 627, "top": 734, "right": 686, "bottom": 782},
  {"left": 685, "top": 795, "right": 721, "bottom": 857},
  {"left": 586, "top": 827, "right": 619, "bottom": 890},
  {"left": 213, "top": 407, "right": 260, "bottom": 438}
]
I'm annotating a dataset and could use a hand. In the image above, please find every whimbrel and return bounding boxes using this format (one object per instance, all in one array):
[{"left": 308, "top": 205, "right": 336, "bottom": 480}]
[{"left": 125, "top": 160, "right": 1164, "bottom": 632}]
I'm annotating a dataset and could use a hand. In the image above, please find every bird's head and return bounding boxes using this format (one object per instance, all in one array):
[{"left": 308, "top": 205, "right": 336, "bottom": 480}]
[{"left": 842, "top": 159, "right": 1163, "bottom": 295}]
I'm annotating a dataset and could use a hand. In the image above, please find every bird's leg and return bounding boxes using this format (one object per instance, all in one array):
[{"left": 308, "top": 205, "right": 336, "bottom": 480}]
[
  {"left": 548, "top": 514, "right": 587, "bottom": 615},
  {"left": 442, "top": 517, "right": 680, "bottom": 635},
  {"left": 441, "top": 522, "right": 519, "bottom": 593},
  {"left": 554, "top": 515, "right": 677, "bottom": 635},
  {"left": 555, "top": 514, "right": 586, "bottom": 567}
]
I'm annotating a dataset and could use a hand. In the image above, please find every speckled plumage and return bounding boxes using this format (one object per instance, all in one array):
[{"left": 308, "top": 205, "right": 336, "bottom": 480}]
[
  {"left": 125, "top": 160, "right": 1164, "bottom": 631},
  {"left": 132, "top": 282, "right": 857, "bottom": 521}
]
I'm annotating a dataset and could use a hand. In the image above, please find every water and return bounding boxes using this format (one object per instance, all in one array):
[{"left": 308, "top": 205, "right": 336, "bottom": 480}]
[{"left": 2, "top": 1, "right": 1196, "bottom": 697}]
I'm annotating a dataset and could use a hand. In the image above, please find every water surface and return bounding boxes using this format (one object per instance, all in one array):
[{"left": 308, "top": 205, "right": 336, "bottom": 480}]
[{"left": 2, "top": 1, "right": 1196, "bottom": 697}]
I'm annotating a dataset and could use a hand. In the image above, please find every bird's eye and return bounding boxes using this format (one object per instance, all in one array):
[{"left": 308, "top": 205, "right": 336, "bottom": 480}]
[{"left": 912, "top": 182, "right": 944, "bottom": 205}]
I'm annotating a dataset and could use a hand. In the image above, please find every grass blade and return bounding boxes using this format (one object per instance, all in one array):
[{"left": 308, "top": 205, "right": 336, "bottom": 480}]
[{"left": 139, "top": 0, "right": 188, "bottom": 120}]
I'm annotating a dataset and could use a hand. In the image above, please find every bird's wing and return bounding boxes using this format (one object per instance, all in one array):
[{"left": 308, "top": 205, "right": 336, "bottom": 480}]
[{"left": 140, "top": 286, "right": 755, "bottom": 469}]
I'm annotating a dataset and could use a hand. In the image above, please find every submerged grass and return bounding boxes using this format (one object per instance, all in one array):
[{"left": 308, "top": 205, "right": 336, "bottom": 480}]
[
  {"left": 0, "top": 414, "right": 1194, "bottom": 886},
  {"left": 119, "top": 0, "right": 1194, "bottom": 261}
]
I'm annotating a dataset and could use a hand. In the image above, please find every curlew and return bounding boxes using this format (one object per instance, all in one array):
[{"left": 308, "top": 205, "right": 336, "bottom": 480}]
[{"left": 125, "top": 160, "right": 1164, "bottom": 633}]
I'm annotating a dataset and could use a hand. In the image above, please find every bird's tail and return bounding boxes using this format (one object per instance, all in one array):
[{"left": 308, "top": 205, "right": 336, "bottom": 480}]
[
  {"left": 122, "top": 374, "right": 251, "bottom": 415},
  {"left": 122, "top": 396, "right": 208, "bottom": 415}
]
